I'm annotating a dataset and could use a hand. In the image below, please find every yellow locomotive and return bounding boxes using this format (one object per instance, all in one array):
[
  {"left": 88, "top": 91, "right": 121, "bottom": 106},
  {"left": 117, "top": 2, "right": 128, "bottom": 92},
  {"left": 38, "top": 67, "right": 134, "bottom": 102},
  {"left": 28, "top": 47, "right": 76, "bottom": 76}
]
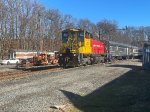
[{"left": 58, "top": 28, "right": 105, "bottom": 67}]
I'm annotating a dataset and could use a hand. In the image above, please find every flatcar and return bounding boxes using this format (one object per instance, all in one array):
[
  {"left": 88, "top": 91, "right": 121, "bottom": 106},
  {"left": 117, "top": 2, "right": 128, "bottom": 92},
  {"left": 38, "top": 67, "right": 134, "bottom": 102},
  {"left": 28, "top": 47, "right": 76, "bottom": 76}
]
[{"left": 58, "top": 28, "right": 105, "bottom": 67}]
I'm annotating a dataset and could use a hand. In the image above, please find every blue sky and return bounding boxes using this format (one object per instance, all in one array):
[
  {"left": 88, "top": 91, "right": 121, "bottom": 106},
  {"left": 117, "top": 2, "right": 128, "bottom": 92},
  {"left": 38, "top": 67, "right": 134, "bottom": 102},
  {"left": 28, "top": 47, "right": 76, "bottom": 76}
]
[{"left": 39, "top": 0, "right": 149, "bottom": 28}]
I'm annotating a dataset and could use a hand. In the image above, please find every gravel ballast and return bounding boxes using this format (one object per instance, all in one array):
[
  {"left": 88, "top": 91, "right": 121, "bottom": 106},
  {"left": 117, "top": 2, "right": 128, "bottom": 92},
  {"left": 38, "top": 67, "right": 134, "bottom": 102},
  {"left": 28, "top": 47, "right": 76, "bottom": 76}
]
[{"left": 0, "top": 60, "right": 142, "bottom": 112}]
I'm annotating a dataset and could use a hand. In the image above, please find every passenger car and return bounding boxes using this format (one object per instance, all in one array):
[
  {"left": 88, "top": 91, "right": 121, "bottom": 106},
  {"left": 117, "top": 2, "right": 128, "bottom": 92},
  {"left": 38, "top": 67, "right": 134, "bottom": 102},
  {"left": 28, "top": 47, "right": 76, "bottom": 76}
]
[{"left": 0, "top": 59, "right": 20, "bottom": 65}]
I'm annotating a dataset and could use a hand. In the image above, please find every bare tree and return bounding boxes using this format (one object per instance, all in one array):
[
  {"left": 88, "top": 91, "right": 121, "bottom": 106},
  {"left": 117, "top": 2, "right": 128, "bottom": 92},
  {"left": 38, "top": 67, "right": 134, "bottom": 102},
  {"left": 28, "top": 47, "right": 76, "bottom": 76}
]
[
  {"left": 0, "top": 0, "right": 148, "bottom": 59},
  {"left": 62, "top": 14, "right": 76, "bottom": 29},
  {"left": 144, "top": 27, "right": 150, "bottom": 41},
  {"left": 77, "top": 19, "right": 98, "bottom": 39},
  {"left": 97, "top": 19, "right": 118, "bottom": 41},
  {"left": 126, "top": 27, "right": 145, "bottom": 47}
]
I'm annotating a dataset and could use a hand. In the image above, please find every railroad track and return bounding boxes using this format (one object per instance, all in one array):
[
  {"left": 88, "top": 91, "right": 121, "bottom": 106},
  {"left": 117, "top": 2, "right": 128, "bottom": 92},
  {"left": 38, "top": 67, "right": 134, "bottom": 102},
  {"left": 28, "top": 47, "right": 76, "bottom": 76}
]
[
  {"left": 0, "top": 64, "right": 99, "bottom": 81},
  {"left": 0, "top": 66, "right": 63, "bottom": 81},
  {"left": 0, "top": 59, "right": 132, "bottom": 81}
]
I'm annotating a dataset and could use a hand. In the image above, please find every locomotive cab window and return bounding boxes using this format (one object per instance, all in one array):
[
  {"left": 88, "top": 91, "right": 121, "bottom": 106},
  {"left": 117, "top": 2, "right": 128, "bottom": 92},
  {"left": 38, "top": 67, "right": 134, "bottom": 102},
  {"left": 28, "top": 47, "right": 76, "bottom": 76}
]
[
  {"left": 70, "top": 32, "right": 75, "bottom": 38},
  {"left": 62, "top": 32, "right": 68, "bottom": 42},
  {"left": 90, "top": 34, "right": 93, "bottom": 38},
  {"left": 78, "top": 31, "right": 84, "bottom": 42}
]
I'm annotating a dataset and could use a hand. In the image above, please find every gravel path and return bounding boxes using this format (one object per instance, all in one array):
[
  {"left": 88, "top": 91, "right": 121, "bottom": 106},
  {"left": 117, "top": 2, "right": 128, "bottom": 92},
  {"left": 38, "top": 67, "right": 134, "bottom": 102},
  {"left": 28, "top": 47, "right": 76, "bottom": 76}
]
[{"left": 0, "top": 60, "right": 142, "bottom": 112}]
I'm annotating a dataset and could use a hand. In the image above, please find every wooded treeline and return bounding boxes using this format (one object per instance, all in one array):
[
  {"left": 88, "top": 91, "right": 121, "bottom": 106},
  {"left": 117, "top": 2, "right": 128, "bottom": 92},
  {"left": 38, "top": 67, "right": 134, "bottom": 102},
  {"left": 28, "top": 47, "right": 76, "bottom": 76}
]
[{"left": 0, "top": 0, "right": 150, "bottom": 59}]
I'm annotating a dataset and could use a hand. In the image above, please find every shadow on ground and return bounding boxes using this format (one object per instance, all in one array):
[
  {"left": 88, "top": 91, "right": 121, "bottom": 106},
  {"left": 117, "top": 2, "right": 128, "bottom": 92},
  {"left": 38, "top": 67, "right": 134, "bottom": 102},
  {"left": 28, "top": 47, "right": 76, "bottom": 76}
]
[
  {"left": 60, "top": 64, "right": 150, "bottom": 112},
  {"left": 107, "top": 64, "right": 142, "bottom": 70}
]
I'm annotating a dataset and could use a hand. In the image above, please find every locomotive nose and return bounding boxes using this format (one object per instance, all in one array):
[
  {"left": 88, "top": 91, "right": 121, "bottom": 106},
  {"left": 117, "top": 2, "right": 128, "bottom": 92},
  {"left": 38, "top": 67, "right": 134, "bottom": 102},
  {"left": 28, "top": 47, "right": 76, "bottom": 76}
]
[{"left": 66, "top": 47, "right": 71, "bottom": 54}]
